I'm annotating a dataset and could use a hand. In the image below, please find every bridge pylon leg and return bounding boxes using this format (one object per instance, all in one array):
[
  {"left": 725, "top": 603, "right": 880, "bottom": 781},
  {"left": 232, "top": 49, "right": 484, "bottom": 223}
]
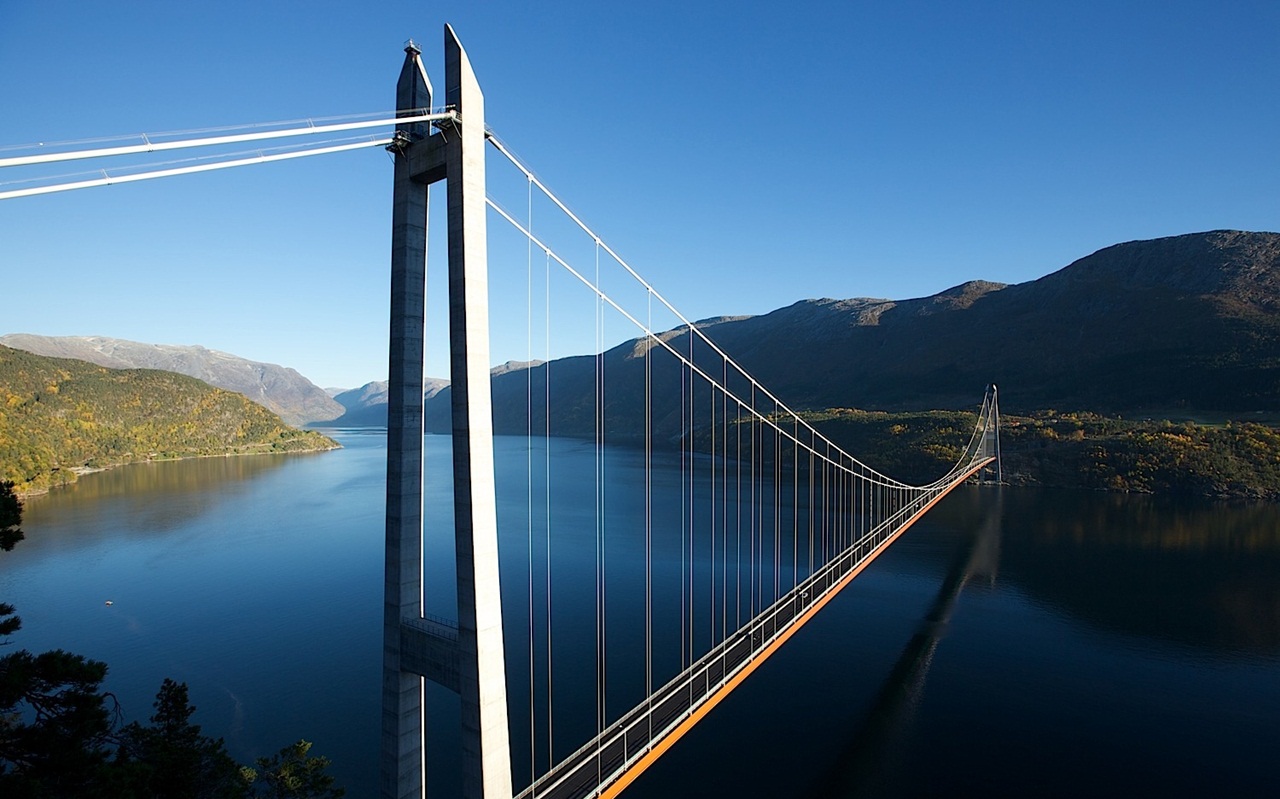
[
  {"left": 383, "top": 37, "right": 432, "bottom": 799},
  {"left": 381, "top": 25, "right": 513, "bottom": 799},
  {"left": 442, "top": 23, "right": 514, "bottom": 799}
]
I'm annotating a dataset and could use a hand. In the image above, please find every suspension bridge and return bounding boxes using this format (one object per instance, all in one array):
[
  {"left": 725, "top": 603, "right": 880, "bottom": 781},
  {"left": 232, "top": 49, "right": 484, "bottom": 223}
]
[{"left": 1, "top": 25, "right": 1001, "bottom": 799}]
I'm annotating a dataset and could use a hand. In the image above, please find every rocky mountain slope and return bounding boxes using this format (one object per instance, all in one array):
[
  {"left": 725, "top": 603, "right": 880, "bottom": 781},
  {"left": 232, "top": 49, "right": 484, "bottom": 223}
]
[{"left": 0, "top": 335, "right": 343, "bottom": 426}]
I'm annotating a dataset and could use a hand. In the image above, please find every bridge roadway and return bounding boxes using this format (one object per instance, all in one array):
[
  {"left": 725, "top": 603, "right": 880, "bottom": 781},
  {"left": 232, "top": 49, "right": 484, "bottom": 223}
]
[{"left": 516, "top": 458, "right": 993, "bottom": 799}]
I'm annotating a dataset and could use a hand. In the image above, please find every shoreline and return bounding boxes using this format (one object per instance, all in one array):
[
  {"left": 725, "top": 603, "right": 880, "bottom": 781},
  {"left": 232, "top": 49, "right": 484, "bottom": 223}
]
[{"left": 15, "top": 441, "right": 341, "bottom": 499}]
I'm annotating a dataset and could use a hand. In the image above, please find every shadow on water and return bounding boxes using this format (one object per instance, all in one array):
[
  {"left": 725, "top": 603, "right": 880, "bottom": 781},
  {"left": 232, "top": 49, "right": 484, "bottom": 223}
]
[{"left": 807, "top": 491, "right": 1005, "bottom": 799}]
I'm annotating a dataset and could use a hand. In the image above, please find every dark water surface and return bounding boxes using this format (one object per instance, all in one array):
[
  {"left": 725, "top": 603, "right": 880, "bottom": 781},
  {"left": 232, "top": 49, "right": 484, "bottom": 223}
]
[{"left": 5, "top": 430, "right": 1278, "bottom": 797}]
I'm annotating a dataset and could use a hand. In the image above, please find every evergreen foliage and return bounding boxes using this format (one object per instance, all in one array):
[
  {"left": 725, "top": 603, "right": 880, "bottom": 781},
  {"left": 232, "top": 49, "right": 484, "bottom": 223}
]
[
  {"left": 0, "top": 345, "right": 338, "bottom": 493},
  {"left": 0, "top": 648, "right": 115, "bottom": 796},
  {"left": 241, "top": 740, "right": 345, "bottom": 799},
  {"left": 0, "top": 480, "right": 21, "bottom": 552},
  {"left": 113, "top": 679, "right": 246, "bottom": 798}
]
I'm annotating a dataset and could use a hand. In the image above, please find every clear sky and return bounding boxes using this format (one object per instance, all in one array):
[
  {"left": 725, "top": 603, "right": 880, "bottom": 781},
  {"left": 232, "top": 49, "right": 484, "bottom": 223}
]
[{"left": 2, "top": 1, "right": 1277, "bottom": 389}]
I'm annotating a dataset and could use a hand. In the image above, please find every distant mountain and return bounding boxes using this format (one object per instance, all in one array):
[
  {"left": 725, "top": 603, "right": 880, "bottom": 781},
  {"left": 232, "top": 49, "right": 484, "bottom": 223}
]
[
  {"left": 421, "top": 230, "right": 1280, "bottom": 441},
  {"left": 321, "top": 363, "right": 549, "bottom": 428},
  {"left": 0, "top": 335, "right": 343, "bottom": 426},
  {"left": 320, "top": 378, "right": 450, "bottom": 427},
  {"left": 335, "top": 380, "right": 391, "bottom": 412},
  {"left": 0, "top": 345, "right": 338, "bottom": 493}
]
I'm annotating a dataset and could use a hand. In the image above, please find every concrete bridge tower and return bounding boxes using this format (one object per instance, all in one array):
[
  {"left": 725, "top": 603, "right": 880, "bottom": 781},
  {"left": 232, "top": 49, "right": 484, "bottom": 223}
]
[{"left": 382, "top": 25, "right": 513, "bottom": 799}]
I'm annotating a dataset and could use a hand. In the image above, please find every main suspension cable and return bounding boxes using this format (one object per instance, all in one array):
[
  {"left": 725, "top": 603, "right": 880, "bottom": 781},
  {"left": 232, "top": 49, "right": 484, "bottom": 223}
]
[
  {"left": 0, "top": 136, "right": 395, "bottom": 200},
  {"left": 0, "top": 110, "right": 454, "bottom": 168}
]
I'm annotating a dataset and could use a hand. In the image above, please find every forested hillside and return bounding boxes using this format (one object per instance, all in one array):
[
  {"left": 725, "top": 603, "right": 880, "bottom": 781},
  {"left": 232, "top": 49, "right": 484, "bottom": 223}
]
[
  {"left": 801, "top": 407, "right": 1280, "bottom": 500},
  {"left": 0, "top": 334, "right": 344, "bottom": 426},
  {"left": 0, "top": 345, "right": 338, "bottom": 493}
]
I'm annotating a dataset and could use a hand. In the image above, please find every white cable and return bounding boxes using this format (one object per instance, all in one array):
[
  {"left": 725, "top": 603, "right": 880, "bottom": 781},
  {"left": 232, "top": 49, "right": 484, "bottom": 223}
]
[
  {"left": 0, "top": 138, "right": 393, "bottom": 200},
  {"left": 525, "top": 173, "right": 536, "bottom": 793},
  {"left": 484, "top": 196, "right": 922, "bottom": 490},
  {"left": 0, "top": 111, "right": 453, "bottom": 168},
  {"left": 0, "top": 109, "right": 430, "bottom": 153},
  {"left": 543, "top": 249, "right": 554, "bottom": 775},
  {"left": 486, "top": 132, "right": 918, "bottom": 489}
]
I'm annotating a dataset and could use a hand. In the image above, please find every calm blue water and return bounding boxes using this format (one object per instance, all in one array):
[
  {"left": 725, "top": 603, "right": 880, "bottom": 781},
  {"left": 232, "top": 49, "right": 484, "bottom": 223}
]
[{"left": 4, "top": 430, "right": 1278, "bottom": 797}]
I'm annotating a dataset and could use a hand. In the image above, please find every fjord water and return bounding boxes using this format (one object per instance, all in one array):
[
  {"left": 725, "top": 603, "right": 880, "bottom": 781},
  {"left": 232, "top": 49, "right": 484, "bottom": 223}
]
[{"left": 5, "top": 430, "right": 1278, "bottom": 797}]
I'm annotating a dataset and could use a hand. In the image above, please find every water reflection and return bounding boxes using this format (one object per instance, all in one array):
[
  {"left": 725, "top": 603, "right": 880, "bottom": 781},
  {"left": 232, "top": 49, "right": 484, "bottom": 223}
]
[
  {"left": 1017, "top": 490, "right": 1280, "bottom": 553},
  {"left": 21, "top": 452, "right": 319, "bottom": 543},
  {"left": 989, "top": 488, "right": 1280, "bottom": 657},
  {"left": 811, "top": 491, "right": 1004, "bottom": 798}
]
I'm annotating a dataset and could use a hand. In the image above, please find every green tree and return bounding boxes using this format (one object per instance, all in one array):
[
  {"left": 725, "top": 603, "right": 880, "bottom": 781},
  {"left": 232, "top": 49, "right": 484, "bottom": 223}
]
[
  {"left": 1, "top": 481, "right": 118, "bottom": 796},
  {"left": 1, "top": 481, "right": 22, "bottom": 640},
  {"left": 0, "top": 651, "right": 116, "bottom": 795},
  {"left": 115, "top": 678, "right": 247, "bottom": 798},
  {"left": 243, "top": 740, "right": 345, "bottom": 799},
  {"left": 0, "top": 481, "right": 21, "bottom": 553}
]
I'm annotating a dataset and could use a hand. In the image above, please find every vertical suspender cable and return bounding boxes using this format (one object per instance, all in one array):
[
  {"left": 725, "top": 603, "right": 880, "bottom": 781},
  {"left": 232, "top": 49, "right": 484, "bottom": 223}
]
[
  {"left": 644, "top": 289, "right": 653, "bottom": 743},
  {"left": 737, "top": 399, "right": 747, "bottom": 629},
  {"left": 749, "top": 384, "right": 757, "bottom": 619},
  {"left": 688, "top": 329, "right": 694, "bottom": 666},
  {"left": 687, "top": 327, "right": 696, "bottom": 663},
  {"left": 721, "top": 359, "right": 729, "bottom": 644},
  {"left": 594, "top": 239, "right": 604, "bottom": 788},
  {"left": 679, "top": 338, "right": 688, "bottom": 668},
  {"left": 709, "top": 343, "right": 716, "bottom": 654},
  {"left": 792, "top": 416, "right": 799, "bottom": 591},
  {"left": 525, "top": 175, "right": 536, "bottom": 791},
  {"left": 841, "top": 458, "right": 847, "bottom": 551},
  {"left": 544, "top": 250, "right": 554, "bottom": 773},
  {"left": 808, "top": 430, "right": 815, "bottom": 577},
  {"left": 773, "top": 399, "right": 781, "bottom": 605}
]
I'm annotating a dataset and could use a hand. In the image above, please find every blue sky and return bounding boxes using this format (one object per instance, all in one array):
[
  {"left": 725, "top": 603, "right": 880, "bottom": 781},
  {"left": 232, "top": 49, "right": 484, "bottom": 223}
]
[{"left": 2, "top": 1, "right": 1277, "bottom": 389}]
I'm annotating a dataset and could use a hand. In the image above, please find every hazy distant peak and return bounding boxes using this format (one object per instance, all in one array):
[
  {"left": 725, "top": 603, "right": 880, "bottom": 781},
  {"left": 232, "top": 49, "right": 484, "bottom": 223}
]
[{"left": 333, "top": 381, "right": 390, "bottom": 411}]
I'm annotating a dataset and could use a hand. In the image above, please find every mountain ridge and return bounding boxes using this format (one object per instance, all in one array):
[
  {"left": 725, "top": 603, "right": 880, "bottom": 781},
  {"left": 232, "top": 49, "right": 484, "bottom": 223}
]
[
  {"left": 416, "top": 230, "right": 1280, "bottom": 442},
  {"left": 0, "top": 334, "right": 343, "bottom": 426}
]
